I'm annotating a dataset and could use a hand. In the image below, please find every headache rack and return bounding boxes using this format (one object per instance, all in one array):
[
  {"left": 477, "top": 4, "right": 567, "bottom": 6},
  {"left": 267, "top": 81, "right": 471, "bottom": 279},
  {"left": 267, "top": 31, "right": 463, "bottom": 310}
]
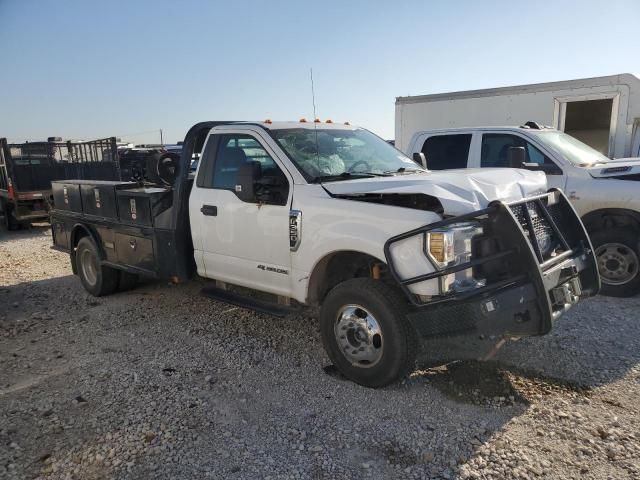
[
  {"left": 0, "top": 137, "right": 120, "bottom": 193},
  {"left": 384, "top": 189, "right": 599, "bottom": 310}
]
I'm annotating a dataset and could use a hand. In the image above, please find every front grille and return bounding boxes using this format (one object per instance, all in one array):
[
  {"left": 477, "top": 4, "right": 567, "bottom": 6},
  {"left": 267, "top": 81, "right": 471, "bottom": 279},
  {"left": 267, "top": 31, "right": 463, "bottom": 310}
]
[
  {"left": 385, "top": 190, "right": 592, "bottom": 307},
  {"left": 509, "top": 200, "right": 564, "bottom": 262}
]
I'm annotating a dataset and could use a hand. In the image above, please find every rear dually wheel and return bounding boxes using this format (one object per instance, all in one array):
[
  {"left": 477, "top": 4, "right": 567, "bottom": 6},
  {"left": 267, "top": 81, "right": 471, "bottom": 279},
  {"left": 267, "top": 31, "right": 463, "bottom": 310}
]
[{"left": 75, "top": 237, "right": 119, "bottom": 296}]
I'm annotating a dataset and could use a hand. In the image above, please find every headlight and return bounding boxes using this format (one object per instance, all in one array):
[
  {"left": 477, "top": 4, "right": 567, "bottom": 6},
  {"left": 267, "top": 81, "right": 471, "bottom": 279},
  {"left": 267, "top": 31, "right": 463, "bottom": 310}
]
[{"left": 425, "top": 222, "right": 484, "bottom": 294}]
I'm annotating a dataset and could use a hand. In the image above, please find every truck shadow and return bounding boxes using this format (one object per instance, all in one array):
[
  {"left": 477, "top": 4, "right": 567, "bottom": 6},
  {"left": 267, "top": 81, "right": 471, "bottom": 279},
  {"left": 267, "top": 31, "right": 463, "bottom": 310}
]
[
  {"left": 493, "top": 294, "right": 639, "bottom": 389},
  {"left": 0, "top": 221, "right": 51, "bottom": 242},
  {"left": 413, "top": 360, "right": 590, "bottom": 407},
  {"left": 404, "top": 294, "right": 640, "bottom": 395}
]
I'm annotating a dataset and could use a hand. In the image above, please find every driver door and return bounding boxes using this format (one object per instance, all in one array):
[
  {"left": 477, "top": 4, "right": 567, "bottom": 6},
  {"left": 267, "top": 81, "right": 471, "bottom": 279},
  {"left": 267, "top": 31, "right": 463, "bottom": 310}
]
[{"left": 190, "top": 131, "right": 294, "bottom": 296}]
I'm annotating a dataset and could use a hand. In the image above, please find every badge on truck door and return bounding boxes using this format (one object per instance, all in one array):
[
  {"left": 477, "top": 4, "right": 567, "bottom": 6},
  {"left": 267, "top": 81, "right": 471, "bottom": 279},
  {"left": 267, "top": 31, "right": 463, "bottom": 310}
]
[
  {"left": 289, "top": 210, "right": 302, "bottom": 251},
  {"left": 130, "top": 198, "right": 137, "bottom": 220}
]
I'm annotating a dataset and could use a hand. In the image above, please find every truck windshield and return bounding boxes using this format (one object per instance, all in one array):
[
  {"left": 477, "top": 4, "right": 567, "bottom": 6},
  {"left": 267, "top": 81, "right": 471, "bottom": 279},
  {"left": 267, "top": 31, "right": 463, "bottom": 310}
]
[
  {"left": 535, "top": 131, "right": 611, "bottom": 166},
  {"left": 270, "top": 128, "right": 424, "bottom": 182}
]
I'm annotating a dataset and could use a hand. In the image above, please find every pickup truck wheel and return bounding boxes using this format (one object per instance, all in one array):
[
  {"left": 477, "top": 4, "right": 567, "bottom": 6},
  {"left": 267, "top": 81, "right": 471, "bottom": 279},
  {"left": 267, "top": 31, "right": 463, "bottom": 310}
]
[
  {"left": 76, "top": 237, "right": 119, "bottom": 296},
  {"left": 591, "top": 229, "right": 640, "bottom": 297},
  {"left": 320, "top": 278, "right": 418, "bottom": 388}
]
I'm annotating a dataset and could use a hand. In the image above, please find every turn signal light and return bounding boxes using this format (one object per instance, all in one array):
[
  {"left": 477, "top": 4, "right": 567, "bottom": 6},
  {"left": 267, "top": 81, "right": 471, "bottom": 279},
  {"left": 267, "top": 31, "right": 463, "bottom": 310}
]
[{"left": 428, "top": 233, "right": 446, "bottom": 263}]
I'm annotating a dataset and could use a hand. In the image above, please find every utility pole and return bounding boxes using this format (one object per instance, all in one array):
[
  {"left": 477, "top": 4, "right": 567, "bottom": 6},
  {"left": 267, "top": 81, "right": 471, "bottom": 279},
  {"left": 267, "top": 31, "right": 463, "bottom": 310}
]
[{"left": 160, "top": 129, "right": 164, "bottom": 146}]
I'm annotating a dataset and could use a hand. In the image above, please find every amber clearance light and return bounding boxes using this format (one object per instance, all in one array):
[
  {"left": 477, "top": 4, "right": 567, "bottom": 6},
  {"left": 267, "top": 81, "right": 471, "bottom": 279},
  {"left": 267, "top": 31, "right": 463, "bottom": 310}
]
[{"left": 428, "top": 232, "right": 446, "bottom": 263}]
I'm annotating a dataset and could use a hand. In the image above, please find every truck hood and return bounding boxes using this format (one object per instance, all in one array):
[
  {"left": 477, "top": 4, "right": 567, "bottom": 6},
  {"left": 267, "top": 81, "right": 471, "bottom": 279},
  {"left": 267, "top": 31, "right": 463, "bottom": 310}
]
[
  {"left": 323, "top": 169, "right": 547, "bottom": 216},
  {"left": 586, "top": 158, "right": 640, "bottom": 178}
]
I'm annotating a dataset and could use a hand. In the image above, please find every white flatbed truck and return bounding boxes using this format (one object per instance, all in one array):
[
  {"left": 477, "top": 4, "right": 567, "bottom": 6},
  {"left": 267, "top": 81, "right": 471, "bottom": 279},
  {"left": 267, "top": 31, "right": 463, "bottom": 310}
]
[{"left": 49, "top": 120, "right": 599, "bottom": 387}]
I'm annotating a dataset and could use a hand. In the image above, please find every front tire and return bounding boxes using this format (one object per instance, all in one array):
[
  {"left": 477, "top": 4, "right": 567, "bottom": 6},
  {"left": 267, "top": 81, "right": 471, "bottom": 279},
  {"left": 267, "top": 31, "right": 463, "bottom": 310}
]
[
  {"left": 320, "top": 278, "right": 418, "bottom": 388},
  {"left": 591, "top": 228, "right": 640, "bottom": 297},
  {"left": 76, "top": 237, "right": 119, "bottom": 296}
]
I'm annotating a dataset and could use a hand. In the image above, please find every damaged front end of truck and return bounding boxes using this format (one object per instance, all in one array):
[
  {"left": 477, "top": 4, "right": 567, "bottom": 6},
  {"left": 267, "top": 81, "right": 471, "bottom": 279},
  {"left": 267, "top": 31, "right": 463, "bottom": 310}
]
[{"left": 384, "top": 189, "right": 600, "bottom": 362}]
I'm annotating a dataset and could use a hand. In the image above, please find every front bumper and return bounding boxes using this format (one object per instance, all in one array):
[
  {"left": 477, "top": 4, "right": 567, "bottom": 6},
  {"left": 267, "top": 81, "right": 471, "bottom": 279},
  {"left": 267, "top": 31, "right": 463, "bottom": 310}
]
[{"left": 384, "top": 189, "right": 600, "bottom": 340}]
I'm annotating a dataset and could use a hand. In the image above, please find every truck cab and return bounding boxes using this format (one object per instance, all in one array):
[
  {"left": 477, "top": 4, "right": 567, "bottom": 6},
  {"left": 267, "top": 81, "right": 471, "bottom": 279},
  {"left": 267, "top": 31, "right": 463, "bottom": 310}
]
[
  {"left": 50, "top": 120, "right": 600, "bottom": 387},
  {"left": 405, "top": 124, "right": 640, "bottom": 297}
]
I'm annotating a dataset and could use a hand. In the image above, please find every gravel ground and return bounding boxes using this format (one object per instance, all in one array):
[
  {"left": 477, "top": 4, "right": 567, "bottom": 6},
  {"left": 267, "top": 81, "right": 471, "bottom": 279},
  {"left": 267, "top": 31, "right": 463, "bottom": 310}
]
[{"left": 1, "top": 225, "right": 638, "bottom": 480}]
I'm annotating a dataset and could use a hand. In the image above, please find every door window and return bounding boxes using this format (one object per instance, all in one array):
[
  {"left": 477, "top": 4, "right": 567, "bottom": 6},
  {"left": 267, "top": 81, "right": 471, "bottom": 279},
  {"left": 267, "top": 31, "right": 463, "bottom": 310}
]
[
  {"left": 480, "top": 133, "right": 555, "bottom": 168},
  {"left": 421, "top": 134, "right": 472, "bottom": 170},
  {"left": 525, "top": 143, "right": 546, "bottom": 165},
  {"left": 201, "top": 134, "right": 289, "bottom": 205}
]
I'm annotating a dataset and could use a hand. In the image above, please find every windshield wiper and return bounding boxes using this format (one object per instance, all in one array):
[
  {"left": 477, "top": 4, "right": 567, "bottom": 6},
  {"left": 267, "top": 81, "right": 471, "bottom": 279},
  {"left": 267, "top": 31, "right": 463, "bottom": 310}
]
[
  {"left": 313, "top": 172, "right": 390, "bottom": 183},
  {"left": 383, "top": 167, "right": 426, "bottom": 175}
]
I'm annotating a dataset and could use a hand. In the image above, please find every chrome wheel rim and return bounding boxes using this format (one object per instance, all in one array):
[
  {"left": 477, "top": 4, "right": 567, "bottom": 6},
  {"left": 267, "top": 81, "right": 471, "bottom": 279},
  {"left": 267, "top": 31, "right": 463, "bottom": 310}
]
[
  {"left": 595, "top": 243, "right": 639, "bottom": 286},
  {"left": 80, "top": 248, "right": 98, "bottom": 286},
  {"left": 334, "top": 305, "right": 383, "bottom": 368}
]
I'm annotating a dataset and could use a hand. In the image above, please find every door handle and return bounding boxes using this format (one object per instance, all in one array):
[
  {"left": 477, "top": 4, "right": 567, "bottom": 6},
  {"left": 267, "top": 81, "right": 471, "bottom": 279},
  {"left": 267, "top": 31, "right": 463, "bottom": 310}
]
[{"left": 200, "top": 205, "right": 217, "bottom": 216}]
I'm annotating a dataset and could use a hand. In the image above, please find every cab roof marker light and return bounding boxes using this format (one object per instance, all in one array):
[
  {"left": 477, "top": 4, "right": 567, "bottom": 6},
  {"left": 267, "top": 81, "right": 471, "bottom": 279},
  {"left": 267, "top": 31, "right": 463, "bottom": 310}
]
[
  {"left": 344, "top": 121, "right": 350, "bottom": 125},
  {"left": 314, "top": 118, "right": 321, "bottom": 123},
  {"left": 299, "top": 118, "right": 307, "bottom": 123},
  {"left": 264, "top": 119, "right": 272, "bottom": 124},
  {"left": 325, "top": 119, "right": 333, "bottom": 123}
]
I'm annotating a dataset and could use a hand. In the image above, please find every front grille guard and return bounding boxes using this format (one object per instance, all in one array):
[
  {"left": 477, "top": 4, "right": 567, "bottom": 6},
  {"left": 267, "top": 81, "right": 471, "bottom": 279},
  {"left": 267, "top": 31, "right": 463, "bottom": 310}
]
[{"left": 383, "top": 189, "right": 599, "bottom": 309}]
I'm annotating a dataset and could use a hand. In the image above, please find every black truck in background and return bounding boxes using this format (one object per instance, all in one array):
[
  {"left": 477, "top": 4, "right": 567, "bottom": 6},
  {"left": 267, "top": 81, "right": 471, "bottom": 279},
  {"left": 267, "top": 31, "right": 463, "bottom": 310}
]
[
  {"left": 0, "top": 136, "right": 181, "bottom": 230},
  {"left": 0, "top": 137, "right": 120, "bottom": 230}
]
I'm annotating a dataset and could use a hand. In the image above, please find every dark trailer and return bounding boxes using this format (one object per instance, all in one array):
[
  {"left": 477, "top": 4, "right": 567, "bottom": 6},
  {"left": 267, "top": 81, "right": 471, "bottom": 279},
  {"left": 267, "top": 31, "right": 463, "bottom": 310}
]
[{"left": 0, "top": 137, "right": 119, "bottom": 229}]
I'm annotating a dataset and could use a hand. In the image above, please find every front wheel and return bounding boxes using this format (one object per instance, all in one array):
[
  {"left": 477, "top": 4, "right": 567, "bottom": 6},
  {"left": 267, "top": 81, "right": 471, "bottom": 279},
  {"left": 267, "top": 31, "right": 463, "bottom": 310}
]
[
  {"left": 591, "top": 229, "right": 640, "bottom": 297},
  {"left": 76, "top": 237, "right": 119, "bottom": 296},
  {"left": 319, "top": 278, "right": 418, "bottom": 388}
]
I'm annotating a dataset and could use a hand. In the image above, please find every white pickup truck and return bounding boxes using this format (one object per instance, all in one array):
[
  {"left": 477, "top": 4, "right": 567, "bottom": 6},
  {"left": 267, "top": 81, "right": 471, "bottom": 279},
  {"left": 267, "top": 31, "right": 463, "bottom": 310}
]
[
  {"left": 49, "top": 121, "right": 599, "bottom": 387},
  {"left": 404, "top": 123, "right": 640, "bottom": 297}
]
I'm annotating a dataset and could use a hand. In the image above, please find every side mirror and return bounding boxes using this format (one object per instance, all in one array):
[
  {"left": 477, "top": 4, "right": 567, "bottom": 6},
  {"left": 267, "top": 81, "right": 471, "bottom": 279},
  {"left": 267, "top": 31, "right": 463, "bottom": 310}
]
[
  {"left": 413, "top": 152, "right": 428, "bottom": 169},
  {"left": 235, "top": 162, "right": 261, "bottom": 202},
  {"left": 507, "top": 146, "right": 526, "bottom": 168}
]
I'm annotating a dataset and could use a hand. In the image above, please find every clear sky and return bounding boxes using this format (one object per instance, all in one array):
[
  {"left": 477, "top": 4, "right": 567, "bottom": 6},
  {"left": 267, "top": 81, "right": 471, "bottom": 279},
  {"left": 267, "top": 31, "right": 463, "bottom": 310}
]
[{"left": 1, "top": 0, "right": 639, "bottom": 144}]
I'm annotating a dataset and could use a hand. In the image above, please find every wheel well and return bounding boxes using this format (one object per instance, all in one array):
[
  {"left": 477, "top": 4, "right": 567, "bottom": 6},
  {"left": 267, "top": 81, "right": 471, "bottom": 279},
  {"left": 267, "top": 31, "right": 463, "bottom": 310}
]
[
  {"left": 306, "top": 251, "right": 390, "bottom": 305},
  {"left": 582, "top": 208, "right": 640, "bottom": 234},
  {"left": 70, "top": 225, "right": 91, "bottom": 248}
]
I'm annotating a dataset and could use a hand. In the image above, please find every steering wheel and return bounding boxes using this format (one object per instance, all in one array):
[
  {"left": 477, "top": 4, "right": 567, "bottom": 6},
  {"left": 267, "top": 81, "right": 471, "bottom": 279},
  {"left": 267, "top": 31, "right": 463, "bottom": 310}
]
[{"left": 348, "top": 160, "right": 371, "bottom": 173}]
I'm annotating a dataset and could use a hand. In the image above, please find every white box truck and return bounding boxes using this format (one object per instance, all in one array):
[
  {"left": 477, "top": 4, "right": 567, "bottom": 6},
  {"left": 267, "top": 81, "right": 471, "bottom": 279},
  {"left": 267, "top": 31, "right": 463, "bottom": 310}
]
[{"left": 395, "top": 74, "right": 640, "bottom": 159}]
